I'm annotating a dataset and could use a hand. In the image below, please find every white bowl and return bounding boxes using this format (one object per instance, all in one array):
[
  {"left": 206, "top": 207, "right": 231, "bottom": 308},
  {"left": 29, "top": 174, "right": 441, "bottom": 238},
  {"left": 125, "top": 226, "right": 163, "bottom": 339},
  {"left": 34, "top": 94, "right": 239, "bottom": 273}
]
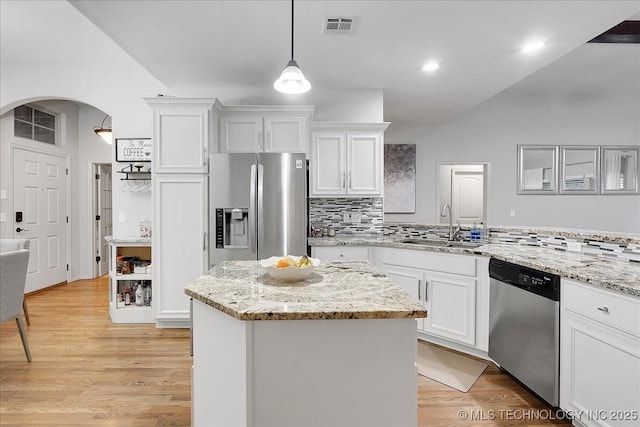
[{"left": 259, "top": 256, "right": 321, "bottom": 282}]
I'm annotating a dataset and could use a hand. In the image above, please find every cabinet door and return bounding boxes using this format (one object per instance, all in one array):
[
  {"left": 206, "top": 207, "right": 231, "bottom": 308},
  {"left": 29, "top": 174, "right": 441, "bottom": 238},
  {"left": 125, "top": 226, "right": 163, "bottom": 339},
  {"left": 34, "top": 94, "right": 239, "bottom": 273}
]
[
  {"left": 422, "top": 271, "right": 476, "bottom": 345},
  {"left": 264, "top": 116, "right": 308, "bottom": 153},
  {"left": 153, "top": 175, "right": 208, "bottom": 327},
  {"left": 310, "top": 132, "right": 346, "bottom": 196},
  {"left": 560, "top": 310, "right": 640, "bottom": 426},
  {"left": 347, "top": 132, "right": 383, "bottom": 195},
  {"left": 149, "top": 101, "right": 214, "bottom": 173},
  {"left": 220, "top": 114, "right": 262, "bottom": 153},
  {"left": 383, "top": 264, "right": 425, "bottom": 330}
]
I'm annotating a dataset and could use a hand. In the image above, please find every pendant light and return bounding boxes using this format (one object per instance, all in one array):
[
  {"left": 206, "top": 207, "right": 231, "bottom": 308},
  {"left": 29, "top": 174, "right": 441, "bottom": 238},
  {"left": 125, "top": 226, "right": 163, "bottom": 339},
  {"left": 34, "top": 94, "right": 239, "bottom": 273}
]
[
  {"left": 93, "top": 114, "right": 112, "bottom": 144},
  {"left": 274, "top": 0, "right": 311, "bottom": 94}
]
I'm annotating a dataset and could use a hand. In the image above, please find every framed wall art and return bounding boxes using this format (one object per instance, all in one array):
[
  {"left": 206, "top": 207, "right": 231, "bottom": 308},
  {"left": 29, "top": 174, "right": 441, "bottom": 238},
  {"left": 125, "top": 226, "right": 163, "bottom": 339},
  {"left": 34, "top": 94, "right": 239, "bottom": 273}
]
[
  {"left": 115, "top": 138, "right": 152, "bottom": 162},
  {"left": 384, "top": 144, "right": 416, "bottom": 213}
]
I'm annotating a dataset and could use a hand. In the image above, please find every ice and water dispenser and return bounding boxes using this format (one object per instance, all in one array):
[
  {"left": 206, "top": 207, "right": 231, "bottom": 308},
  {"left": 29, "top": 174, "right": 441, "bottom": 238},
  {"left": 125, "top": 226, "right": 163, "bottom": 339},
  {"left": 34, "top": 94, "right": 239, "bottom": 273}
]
[{"left": 214, "top": 208, "right": 249, "bottom": 248}]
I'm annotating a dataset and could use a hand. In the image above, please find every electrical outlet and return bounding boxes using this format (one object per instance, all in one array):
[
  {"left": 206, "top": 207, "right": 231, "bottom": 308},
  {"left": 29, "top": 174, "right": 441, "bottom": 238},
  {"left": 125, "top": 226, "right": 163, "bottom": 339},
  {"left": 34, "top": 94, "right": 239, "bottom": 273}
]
[
  {"left": 119, "top": 212, "right": 126, "bottom": 223},
  {"left": 351, "top": 212, "right": 362, "bottom": 223},
  {"left": 510, "top": 209, "right": 516, "bottom": 217},
  {"left": 0, "top": 212, "right": 6, "bottom": 222},
  {"left": 566, "top": 241, "right": 582, "bottom": 252}
]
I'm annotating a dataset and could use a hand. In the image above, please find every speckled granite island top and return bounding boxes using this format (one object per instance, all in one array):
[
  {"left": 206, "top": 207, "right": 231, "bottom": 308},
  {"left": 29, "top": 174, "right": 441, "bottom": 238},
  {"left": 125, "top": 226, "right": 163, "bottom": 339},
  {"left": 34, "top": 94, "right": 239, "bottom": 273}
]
[{"left": 185, "top": 260, "right": 428, "bottom": 321}]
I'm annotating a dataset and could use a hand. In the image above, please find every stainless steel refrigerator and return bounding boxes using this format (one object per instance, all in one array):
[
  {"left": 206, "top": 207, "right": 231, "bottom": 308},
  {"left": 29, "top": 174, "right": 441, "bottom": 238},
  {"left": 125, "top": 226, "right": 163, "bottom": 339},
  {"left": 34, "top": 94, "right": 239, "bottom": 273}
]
[{"left": 209, "top": 152, "right": 307, "bottom": 266}]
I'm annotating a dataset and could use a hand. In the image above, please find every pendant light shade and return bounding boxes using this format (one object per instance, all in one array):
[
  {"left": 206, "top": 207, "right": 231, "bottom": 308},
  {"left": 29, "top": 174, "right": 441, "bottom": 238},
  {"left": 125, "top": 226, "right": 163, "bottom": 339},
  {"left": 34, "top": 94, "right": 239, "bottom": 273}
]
[
  {"left": 93, "top": 114, "right": 112, "bottom": 144},
  {"left": 274, "top": 0, "right": 310, "bottom": 94}
]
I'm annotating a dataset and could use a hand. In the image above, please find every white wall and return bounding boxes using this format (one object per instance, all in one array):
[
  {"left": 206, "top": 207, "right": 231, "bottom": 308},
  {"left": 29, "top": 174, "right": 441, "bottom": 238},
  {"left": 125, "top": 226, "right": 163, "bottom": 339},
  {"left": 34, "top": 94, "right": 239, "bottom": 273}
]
[{"left": 385, "top": 46, "right": 640, "bottom": 234}]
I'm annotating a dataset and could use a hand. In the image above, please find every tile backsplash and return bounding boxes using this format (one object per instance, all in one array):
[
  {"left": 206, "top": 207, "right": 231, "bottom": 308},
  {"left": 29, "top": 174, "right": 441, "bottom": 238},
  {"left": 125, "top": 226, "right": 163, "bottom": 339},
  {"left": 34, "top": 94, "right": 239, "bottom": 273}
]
[{"left": 309, "top": 197, "right": 384, "bottom": 235}]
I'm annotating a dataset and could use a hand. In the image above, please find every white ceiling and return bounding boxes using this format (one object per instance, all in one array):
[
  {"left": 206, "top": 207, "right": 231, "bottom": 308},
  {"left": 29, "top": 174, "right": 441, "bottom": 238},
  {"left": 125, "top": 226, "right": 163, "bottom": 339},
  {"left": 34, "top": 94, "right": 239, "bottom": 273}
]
[{"left": 69, "top": 1, "right": 640, "bottom": 124}]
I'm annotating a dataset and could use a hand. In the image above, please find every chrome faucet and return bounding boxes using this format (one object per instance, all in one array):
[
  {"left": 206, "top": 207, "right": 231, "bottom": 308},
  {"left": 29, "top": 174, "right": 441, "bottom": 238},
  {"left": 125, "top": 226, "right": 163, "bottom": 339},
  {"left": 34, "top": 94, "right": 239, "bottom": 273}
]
[{"left": 440, "top": 204, "right": 461, "bottom": 241}]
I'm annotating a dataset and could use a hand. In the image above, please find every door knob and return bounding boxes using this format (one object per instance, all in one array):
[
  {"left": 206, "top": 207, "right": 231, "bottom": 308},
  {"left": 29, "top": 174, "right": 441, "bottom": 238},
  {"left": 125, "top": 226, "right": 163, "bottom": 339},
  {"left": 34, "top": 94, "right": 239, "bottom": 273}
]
[{"left": 16, "top": 227, "right": 29, "bottom": 232}]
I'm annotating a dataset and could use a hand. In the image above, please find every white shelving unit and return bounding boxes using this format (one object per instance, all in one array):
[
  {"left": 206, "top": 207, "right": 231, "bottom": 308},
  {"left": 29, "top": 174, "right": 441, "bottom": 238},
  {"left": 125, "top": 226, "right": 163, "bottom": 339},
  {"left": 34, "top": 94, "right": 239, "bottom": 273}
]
[{"left": 107, "top": 237, "right": 154, "bottom": 323}]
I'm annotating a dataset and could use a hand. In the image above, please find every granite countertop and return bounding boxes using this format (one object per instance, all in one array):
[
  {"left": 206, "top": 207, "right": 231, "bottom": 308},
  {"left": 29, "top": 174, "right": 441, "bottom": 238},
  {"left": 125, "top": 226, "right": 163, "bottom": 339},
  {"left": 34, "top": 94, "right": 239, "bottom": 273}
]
[
  {"left": 308, "top": 236, "right": 640, "bottom": 297},
  {"left": 185, "top": 260, "right": 428, "bottom": 321}
]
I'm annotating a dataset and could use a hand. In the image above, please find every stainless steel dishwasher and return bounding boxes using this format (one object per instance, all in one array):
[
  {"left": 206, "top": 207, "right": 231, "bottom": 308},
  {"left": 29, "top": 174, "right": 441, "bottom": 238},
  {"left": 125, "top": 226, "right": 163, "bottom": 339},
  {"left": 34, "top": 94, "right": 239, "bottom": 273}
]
[{"left": 488, "top": 258, "right": 561, "bottom": 407}]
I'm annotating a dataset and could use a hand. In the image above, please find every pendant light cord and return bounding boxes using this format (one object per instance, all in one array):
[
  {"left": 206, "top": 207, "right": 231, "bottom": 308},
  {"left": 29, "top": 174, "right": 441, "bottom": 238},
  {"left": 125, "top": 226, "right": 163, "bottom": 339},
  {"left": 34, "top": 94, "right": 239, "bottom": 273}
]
[{"left": 290, "top": 0, "right": 294, "bottom": 61}]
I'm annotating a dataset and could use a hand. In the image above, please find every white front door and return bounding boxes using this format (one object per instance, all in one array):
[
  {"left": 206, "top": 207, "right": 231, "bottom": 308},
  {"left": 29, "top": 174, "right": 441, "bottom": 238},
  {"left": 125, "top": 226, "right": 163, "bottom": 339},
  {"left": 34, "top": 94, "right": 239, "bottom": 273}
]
[
  {"left": 451, "top": 169, "right": 484, "bottom": 225},
  {"left": 13, "top": 148, "right": 69, "bottom": 293},
  {"left": 95, "top": 164, "right": 112, "bottom": 277}
]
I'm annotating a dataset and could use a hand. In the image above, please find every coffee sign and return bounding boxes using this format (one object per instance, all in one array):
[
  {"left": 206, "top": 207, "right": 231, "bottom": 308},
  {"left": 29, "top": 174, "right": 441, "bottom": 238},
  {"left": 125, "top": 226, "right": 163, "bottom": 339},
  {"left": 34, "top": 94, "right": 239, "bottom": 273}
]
[{"left": 115, "top": 138, "right": 152, "bottom": 162}]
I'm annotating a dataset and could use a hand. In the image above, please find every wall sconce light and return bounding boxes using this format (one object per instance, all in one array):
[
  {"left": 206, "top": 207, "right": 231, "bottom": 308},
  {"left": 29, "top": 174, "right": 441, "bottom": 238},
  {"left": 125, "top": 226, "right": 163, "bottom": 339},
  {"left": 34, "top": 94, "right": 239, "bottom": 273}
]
[{"left": 93, "top": 114, "right": 112, "bottom": 144}]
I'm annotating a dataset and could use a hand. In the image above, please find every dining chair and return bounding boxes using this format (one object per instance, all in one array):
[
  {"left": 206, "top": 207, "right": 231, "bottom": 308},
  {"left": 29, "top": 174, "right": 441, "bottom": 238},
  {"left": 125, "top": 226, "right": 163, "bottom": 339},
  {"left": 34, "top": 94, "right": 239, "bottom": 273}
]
[
  {"left": 0, "top": 239, "right": 31, "bottom": 325},
  {"left": 0, "top": 249, "right": 32, "bottom": 362}
]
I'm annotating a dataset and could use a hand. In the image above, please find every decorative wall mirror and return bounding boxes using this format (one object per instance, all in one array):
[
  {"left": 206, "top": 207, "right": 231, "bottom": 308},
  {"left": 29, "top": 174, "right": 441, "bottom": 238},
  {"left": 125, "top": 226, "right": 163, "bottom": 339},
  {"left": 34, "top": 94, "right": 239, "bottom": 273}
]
[
  {"left": 517, "top": 145, "right": 558, "bottom": 194},
  {"left": 601, "top": 146, "right": 639, "bottom": 194},
  {"left": 560, "top": 146, "right": 599, "bottom": 194}
]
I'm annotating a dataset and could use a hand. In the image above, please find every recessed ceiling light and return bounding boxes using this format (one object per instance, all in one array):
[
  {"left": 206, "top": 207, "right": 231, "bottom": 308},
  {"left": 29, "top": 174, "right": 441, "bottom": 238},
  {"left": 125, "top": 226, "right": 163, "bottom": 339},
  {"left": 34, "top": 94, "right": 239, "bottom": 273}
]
[
  {"left": 422, "top": 62, "right": 440, "bottom": 72},
  {"left": 521, "top": 41, "right": 545, "bottom": 53}
]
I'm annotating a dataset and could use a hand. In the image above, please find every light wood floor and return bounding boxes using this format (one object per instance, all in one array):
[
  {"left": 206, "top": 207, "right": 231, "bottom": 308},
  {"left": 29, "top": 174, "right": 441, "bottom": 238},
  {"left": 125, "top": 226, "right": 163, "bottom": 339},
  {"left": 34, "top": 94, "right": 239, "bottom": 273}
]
[{"left": 1, "top": 277, "right": 570, "bottom": 426}]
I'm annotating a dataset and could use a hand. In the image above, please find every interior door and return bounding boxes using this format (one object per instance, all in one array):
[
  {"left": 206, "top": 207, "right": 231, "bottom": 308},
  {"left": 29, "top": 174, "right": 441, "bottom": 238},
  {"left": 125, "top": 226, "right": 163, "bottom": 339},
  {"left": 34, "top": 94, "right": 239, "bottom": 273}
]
[
  {"left": 451, "top": 169, "right": 484, "bottom": 225},
  {"left": 13, "top": 147, "right": 68, "bottom": 293},
  {"left": 95, "top": 164, "right": 112, "bottom": 277}
]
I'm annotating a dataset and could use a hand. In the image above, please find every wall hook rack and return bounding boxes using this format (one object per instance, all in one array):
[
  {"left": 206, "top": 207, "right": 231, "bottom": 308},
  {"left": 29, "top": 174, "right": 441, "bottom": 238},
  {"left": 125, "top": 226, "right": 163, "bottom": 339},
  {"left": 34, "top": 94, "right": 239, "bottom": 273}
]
[{"left": 118, "top": 163, "right": 151, "bottom": 181}]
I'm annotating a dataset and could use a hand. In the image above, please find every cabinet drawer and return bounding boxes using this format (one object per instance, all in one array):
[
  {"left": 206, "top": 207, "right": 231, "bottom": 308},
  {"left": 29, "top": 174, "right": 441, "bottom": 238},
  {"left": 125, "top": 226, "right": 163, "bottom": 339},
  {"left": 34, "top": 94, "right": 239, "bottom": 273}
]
[
  {"left": 312, "top": 246, "right": 369, "bottom": 261},
  {"left": 563, "top": 279, "right": 640, "bottom": 337},
  {"left": 383, "top": 248, "right": 476, "bottom": 277}
]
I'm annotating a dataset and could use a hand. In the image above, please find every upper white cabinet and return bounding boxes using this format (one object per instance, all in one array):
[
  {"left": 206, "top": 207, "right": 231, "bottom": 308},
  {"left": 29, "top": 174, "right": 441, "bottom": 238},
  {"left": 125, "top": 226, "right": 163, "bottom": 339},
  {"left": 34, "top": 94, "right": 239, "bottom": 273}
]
[
  {"left": 219, "top": 106, "right": 314, "bottom": 154},
  {"left": 145, "top": 98, "right": 221, "bottom": 174},
  {"left": 560, "top": 279, "right": 640, "bottom": 426},
  {"left": 309, "top": 123, "right": 389, "bottom": 197}
]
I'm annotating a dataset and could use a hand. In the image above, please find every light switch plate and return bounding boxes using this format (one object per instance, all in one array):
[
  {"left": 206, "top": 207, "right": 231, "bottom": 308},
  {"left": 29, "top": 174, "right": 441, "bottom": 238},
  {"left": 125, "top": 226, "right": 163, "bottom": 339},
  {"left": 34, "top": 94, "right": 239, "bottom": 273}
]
[
  {"left": 351, "top": 213, "right": 362, "bottom": 223},
  {"left": 566, "top": 241, "right": 582, "bottom": 252},
  {"left": 0, "top": 189, "right": 6, "bottom": 200},
  {"left": 343, "top": 212, "right": 351, "bottom": 223},
  {"left": 119, "top": 212, "right": 126, "bottom": 223},
  {"left": 0, "top": 212, "right": 6, "bottom": 222}
]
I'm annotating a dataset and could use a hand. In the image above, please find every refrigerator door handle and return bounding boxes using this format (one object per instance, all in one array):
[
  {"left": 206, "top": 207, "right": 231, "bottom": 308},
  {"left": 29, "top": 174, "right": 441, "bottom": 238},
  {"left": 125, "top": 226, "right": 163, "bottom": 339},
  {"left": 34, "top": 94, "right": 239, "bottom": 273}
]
[
  {"left": 257, "top": 163, "right": 265, "bottom": 256},
  {"left": 249, "top": 164, "right": 258, "bottom": 254}
]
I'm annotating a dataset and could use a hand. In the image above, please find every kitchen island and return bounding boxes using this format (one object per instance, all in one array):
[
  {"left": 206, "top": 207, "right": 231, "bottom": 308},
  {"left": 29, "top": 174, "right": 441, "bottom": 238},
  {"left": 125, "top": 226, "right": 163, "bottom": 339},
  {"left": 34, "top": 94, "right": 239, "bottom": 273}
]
[{"left": 185, "top": 260, "right": 427, "bottom": 427}]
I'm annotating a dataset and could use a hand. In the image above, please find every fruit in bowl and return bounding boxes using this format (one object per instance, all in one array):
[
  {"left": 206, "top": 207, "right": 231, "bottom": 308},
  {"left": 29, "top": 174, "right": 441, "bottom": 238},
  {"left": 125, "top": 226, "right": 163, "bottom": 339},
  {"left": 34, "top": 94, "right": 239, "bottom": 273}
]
[{"left": 260, "top": 255, "right": 321, "bottom": 282}]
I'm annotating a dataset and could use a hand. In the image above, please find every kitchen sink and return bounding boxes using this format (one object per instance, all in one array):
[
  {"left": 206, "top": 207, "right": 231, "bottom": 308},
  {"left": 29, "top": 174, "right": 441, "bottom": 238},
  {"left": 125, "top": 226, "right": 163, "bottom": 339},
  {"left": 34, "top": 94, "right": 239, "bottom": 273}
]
[{"left": 398, "top": 239, "right": 484, "bottom": 249}]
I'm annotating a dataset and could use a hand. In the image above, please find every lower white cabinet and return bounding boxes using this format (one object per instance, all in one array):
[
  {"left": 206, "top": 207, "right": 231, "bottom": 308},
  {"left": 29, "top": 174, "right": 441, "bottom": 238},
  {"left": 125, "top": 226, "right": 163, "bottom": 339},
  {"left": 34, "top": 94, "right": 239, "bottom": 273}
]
[
  {"left": 381, "top": 248, "right": 489, "bottom": 353},
  {"left": 560, "top": 279, "right": 640, "bottom": 427},
  {"left": 153, "top": 174, "right": 208, "bottom": 328},
  {"left": 311, "top": 246, "right": 370, "bottom": 262}
]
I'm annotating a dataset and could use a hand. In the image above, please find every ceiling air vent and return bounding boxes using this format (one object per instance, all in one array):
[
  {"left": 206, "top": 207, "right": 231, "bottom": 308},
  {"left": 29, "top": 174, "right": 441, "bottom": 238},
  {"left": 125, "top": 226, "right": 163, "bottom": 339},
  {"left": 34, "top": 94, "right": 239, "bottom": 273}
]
[{"left": 323, "top": 16, "right": 356, "bottom": 35}]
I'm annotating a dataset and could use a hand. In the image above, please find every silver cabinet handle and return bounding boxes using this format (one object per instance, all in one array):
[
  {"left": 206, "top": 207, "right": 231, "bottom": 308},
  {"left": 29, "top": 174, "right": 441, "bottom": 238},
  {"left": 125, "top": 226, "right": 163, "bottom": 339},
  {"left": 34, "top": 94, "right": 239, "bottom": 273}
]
[
  {"left": 424, "top": 280, "right": 428, "bottom": 302},
  {"left": 342, "top": 171, "right": 346, "bottom": 189},
  {"left": 349, "top": 171, "right": 352, "bottom": 189},
  {"left": 418, "top": 279, "right": 421, "bottom": 300},
  {"left": 257, "top": 131, "right": 263, "bottom": 151},
  {"left": 597, "top": 306, "right": 609, "bottom": 313},
  {"left": 203, "top": 232, "right": 207, "bottom": 251}
]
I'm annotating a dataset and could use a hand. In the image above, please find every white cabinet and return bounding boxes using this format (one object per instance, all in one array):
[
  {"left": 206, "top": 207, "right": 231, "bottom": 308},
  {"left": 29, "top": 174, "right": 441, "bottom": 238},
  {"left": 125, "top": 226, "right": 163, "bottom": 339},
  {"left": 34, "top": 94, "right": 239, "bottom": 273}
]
[
  {"left": 560, "top": 279, "right": 640, "bottom": 427},
  {"left": 145, "top": 98, "right": 221, "bottom": 173},
  {"left": 153, "top": 175, "right": 208, "bottom": 328},
  {"left": 108, "top": 240, "right": 154, "bottom": 323},
  {"left": 384, "top": 265, "right": 425, "bottom": 331},
  {"left": 219, "top": 106, "right": 314, "bottom": 154},
  {"left": 146, "top": 97, "right": 215, "bottom": 328},
  {"left": 382, "top": 248, "right": 489, "bottom": 352},
  {"left": 311, "top": 246, "right": 370, "bottom": 262},
  {"left": 309, "top": 123, "right": 389, "bottom": 197}
]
